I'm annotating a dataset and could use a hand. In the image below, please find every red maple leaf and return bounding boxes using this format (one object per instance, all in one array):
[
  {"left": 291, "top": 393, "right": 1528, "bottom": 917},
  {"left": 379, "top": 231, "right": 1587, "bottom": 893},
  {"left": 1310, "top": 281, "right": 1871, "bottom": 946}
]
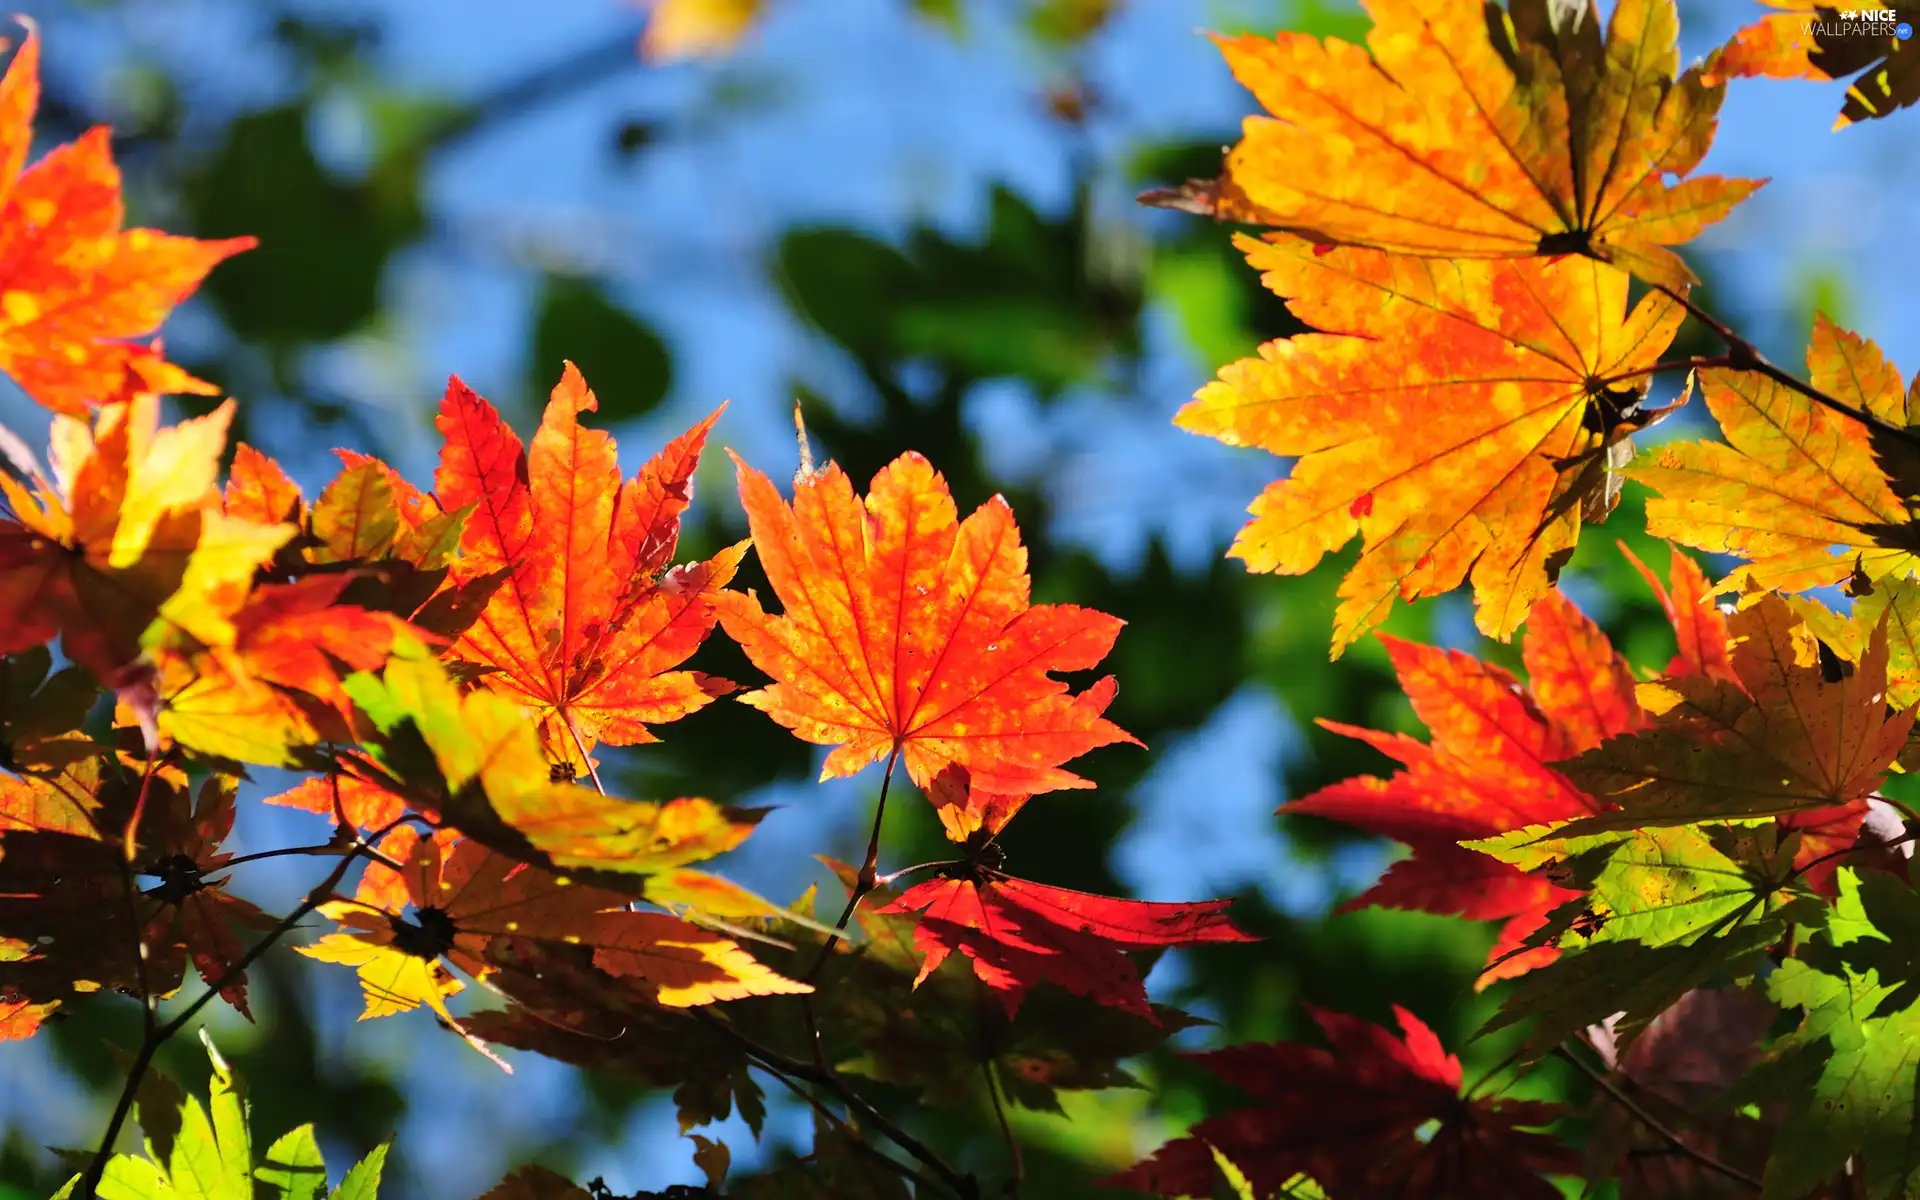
[
  {"left": 1109, "top": 1004, "right": 1577, "bottom": 1198},
  {"left": 1287, "top": 590, "right": 1638, "bottom": 981},
  {"left": 878, "top": 833, "right": 1253, "bottom": 1018}
]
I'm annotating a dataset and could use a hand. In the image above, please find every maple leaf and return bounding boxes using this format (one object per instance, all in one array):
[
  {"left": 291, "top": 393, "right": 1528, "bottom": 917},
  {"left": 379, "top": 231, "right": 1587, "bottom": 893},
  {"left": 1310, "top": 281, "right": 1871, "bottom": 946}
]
[
  {"left": 638, "top": 0, "right": 766, "bottom": 62},
  {"left": 1172, "top": 0, "right": 1762, "bottom": 288},
  {"left": 435, "top": 366, "right": 738, "bottom": 775},
  {"left": 146, "top": 575, "right": 414, "bottom": 766},
  {"left": 775, "top": 855, "right": 1212, "bottom": 1109},
  {"left": 221, "top": 443, "right": 302, "bottom": 527},
  {"left": 714, "top": 449, "right": 1136, "bottom": 804},
  {"left": 1760, "top": 868, "right": 1920, "bottom": 1198},
  {"left": 0, "top": 758, "right": 273, "bottom": 1027},
  {"left": 1108, "top": 1004, "right": 1577, "bottom": 1199},
  {"left": 0, "top": 395, "right": 292, "bottom": 688},
  {"left": 876, "top": 837, "right": 1252, "bottom": 1018},
  {"left": 1463, "top": 816, "right": 1823, "bottom": 1063},
  {"left": 1585, "top": 987, "right": 1780, "bottom": 1198},
  {"left": 1619, "top": 541, "right": 1737, "bottom": 683},
  {"left": 1620, "top": 545, "right": 1862, "bottom": 890},
  {"left": 0, "top": 645, "right": 97, "bottom": 772},
  {"left": 222, "top": 443, "right": 506, "bottom": 648},
  {"left": 1630, "top": 314, "right": 1920, "bottom": 593},
  {"left": 262, "top": 768, "right": 409, "bottom": 833},
  {"left": 337, "top": 641, "right": 780, "bottom": 918},
  {"left": 465, "top": 938, "right": 765, "bottom": 1135},
  {"left": 1184, "top": 232, "right": 1685, "bottom": 652},
  {"left": 299, "top": 831, "right": 808, "bottom": 1056},
  {"left": 1708, "top": 1, "right": 1919, "bottom": 128},
  {"left": 1554, "top": 592, "right": 1914, "bottom": 834},
  {"left": 1287, "top": 589, "right": 1636, "bottom": 981},
  {"left": 0, "top": 29, "right": 253, "bottom": 415}
]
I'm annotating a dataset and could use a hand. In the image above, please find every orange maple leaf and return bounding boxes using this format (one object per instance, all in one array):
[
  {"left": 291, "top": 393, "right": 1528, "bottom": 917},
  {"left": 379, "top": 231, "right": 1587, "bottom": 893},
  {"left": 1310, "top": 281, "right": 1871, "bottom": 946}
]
[
  {"left": 714, "top": 450, "right": 1137, "bottom": 801},
  {"left": 1176, "top": 0, "right": 1762, "bottom": 288},
  {"left": 1184, "top": 232, "right": 1685, "bottom": 653},
  {"left": 434, "top": 366, "right": 739, "bottom": 774},
  {"left": 0, "top": 28, "right": 253, "bottom": 415},
  {"left": 1629, "top": 314, "right": 1920, "bottom": 593},
  {"left": 0, "top": 395, "right": 292, "bottom": 687},
  {"left": 148, "top": 574, "right": 414, "bottom": 766}
]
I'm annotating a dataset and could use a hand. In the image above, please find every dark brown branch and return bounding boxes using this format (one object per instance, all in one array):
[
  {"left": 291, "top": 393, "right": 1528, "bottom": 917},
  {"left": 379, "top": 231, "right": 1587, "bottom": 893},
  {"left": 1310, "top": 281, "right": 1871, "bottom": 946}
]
[
  {"left": 1656, "top": 283, "right": 1920, "bottom": 451},
  {"left": 1555, "top": 1043, "right": 1762, "bottom": 1192},
  {"left": 749, "top": 1043, "right": 948, "bottom": 1197},
  {"left": 693, "top": 1009, "right": 980, "bottom": 1200},
  {"left": 78, "top": 819, "right": 402, "bottom": 1199}
]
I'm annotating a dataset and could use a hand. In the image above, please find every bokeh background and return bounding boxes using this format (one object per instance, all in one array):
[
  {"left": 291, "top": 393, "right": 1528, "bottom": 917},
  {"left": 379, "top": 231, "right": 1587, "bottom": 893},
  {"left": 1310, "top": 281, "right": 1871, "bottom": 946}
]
[{"left": 1, "top": 0, "right": 1916, "bottom": 1196}]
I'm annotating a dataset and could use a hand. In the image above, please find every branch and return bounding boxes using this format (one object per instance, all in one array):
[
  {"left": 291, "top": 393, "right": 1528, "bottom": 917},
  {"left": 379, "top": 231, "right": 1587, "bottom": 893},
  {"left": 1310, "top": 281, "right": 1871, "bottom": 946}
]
[
  {"left": 420, "top": 24, "right": 646, "bottom": 156},
  {"left": 1555, "top": 1043, "right": 1762, "bottom": 1192},
  {"left": 1656, "top": 283, "right": 1920, "bottom": 451},
  {"left": 746, "top": 1041, "right": 948, "bottom": 1197},
  {"left": 78, "top": 819, "right": 401, "bottom": 1199},
  {"left": 693, "top": 1010, "right": 981, "bottom": 1200}
]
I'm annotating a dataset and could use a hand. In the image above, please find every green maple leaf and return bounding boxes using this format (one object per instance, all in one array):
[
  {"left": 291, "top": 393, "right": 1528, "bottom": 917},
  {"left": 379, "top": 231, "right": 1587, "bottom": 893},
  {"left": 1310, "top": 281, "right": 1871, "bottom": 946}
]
[{"left": 1764, "top": 870, "right": 1920, "bottom": 1199}]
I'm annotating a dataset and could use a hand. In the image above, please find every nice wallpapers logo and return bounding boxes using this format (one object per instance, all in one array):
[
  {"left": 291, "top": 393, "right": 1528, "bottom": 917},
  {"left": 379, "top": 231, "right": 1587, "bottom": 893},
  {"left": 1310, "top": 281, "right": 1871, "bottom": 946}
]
[{"left": 1805, "top": 6, "right": 1914, "bottom": 38}]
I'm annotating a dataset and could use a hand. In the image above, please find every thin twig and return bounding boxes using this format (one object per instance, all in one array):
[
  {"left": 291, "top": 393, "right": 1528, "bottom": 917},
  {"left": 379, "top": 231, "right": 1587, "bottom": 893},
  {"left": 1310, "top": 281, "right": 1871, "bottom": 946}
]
[
  {"left": 693, "top": 1010, "right": 980, "bottom": 1200},
  {"left": 1788, "top": 829, "right": 1919, "bottom": 888},
  {"left": 748, "top": 1038, "right": 946, "bottom": 1196},
  {"left": 982, "top": 1059, "right": 1023, "bottom": 1196},
  {"left": 218, "top": 843, "right": 350, "bottom": 870},
  {"left": 79, "top": 820, "right": 402, "bottom": 1199},
  {"left": 1656, "top": 283, "right": 1920, "bottom": 451},
  {"left": 1555, "top": 1043, "right": 1762, "bottom": 1192}
]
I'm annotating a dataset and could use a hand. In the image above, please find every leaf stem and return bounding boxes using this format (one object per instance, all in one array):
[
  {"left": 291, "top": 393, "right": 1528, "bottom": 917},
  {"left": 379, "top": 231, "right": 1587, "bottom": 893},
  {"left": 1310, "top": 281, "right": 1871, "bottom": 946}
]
[
  {"left": 562, "top": 716, "right": 607, "bottom": 795},
  {"left": 1787, "top": 829, "right": 1919, "bottom": 887},
  {"left": 78, "top": 819, "right": 403, "bottom": 1200},
  {"left": 751, "top": 1043, "right": 947, "bottom": 1196},
  {"left": 983, "top": 1059, "right": 1024, "bottom": 1196},
  {"left": 805, "top": 745, "right": 901, "bottom": 983},
  {"left": 121, "top": 750, "right": 160, "bottom": 864},
  {"left": 1554, "top": 1042, "right": 1762, "bottom": 1192}
]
